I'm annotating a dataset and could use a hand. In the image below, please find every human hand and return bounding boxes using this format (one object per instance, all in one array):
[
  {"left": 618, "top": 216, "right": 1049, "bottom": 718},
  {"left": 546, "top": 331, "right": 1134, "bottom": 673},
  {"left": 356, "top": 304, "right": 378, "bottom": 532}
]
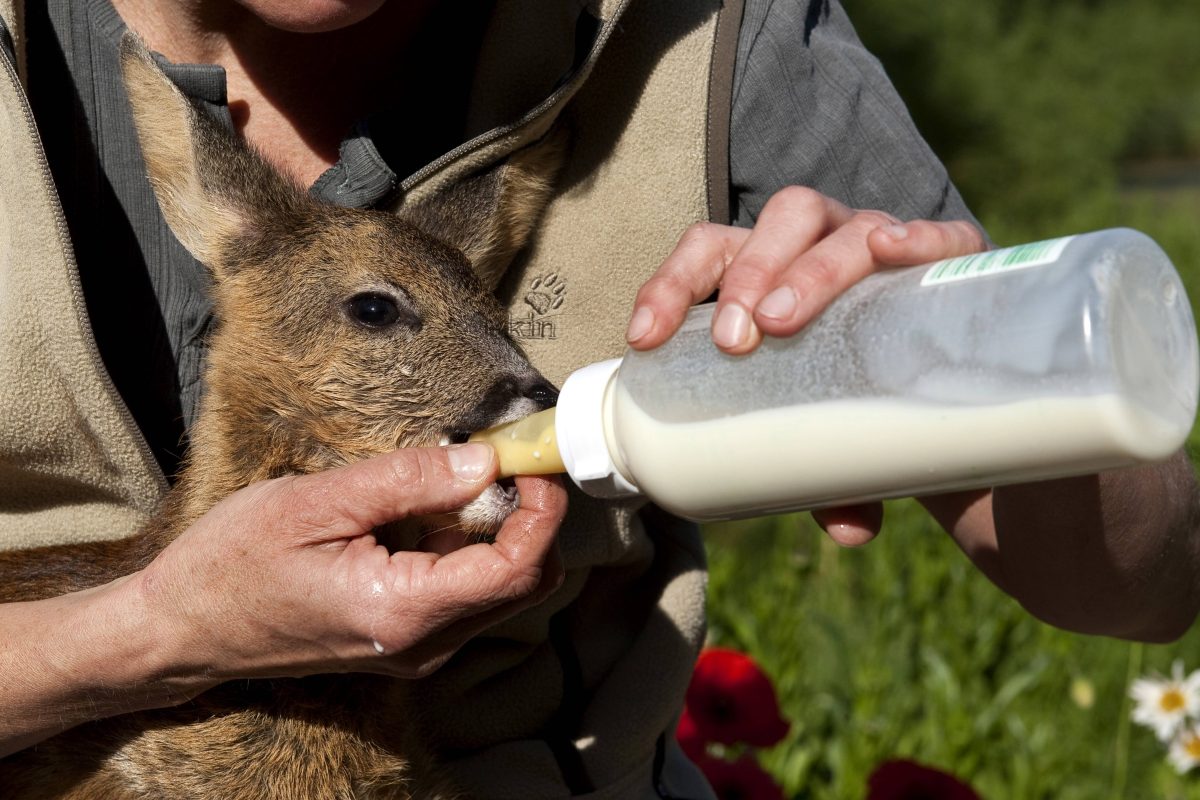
[
  {"left": 626, "top": 187, "right": 987, "bottom": 353},
  {"left": 129, "top": 443, "right": 566, "bottom": 696},
  {"left": 624, "top": 186, "right": 987, "bottom": 545}
]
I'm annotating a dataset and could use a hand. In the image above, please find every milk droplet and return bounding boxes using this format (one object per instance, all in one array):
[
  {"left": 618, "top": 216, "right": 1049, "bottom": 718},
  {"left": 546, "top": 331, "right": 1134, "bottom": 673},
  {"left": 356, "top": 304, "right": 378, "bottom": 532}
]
[{"left": 373, "top": 640, "right": 386, "bottom": 655}]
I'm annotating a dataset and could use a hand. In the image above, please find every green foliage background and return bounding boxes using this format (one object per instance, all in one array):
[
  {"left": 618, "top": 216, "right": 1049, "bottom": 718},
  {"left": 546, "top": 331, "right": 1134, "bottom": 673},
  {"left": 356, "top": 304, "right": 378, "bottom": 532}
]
[{"left": 702, "top": 2, "right": 1200, "bottom": 797}]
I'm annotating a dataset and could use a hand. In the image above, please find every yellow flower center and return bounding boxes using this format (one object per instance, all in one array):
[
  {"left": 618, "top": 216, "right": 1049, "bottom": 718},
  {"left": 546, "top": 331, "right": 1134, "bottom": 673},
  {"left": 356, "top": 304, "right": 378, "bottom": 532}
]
[
  {"left": 1161, "top": 688, "right": 1187, "bottom": 713},
  {"left": 1185, "top": 732, "right": 1200, "bottom": 759}
]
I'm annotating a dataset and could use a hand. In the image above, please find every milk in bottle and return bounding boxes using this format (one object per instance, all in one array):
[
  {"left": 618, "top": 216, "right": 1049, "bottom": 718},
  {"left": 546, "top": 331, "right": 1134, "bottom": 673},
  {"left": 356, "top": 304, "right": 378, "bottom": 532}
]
[{"left": 471, "top": 229, "right": 1198, "bottom": 522}]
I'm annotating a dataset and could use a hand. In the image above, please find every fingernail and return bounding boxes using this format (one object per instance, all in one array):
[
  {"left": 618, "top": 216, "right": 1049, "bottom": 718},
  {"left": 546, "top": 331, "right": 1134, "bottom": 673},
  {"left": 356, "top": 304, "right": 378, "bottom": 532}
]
[
  {"left": 626, "top": 306, "right": 655, "bottom": 343},
  {"left": 712, "top": 303, "right": 753, "bottom": 349},
  {"left": 446, "top": 443, "right": 492, "bottom": 482},
  {"left": 824, "top": 523, "right": 875, "bottom": 548},
  {"left": 882, "top": 223, "right": 908, "bottom": 241},
  {"left": 757, "top": 286, "right": 797, "bottom": 321}
]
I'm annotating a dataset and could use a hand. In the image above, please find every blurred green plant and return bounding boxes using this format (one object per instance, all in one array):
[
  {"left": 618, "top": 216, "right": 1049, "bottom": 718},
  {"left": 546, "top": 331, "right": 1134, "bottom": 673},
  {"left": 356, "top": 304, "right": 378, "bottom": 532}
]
[{"left": 842, "top": 0, "right": 1200, "bottom": 245}]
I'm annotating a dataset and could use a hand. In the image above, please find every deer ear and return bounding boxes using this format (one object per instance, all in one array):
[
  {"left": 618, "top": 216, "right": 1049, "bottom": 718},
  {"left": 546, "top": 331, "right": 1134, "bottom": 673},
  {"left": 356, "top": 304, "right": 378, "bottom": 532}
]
[
  {"left": 398, "top": 129, "right": 567, "bottom": 290},
  {"left": 119, "top": 32, "right": 283, "bottom": 273}
]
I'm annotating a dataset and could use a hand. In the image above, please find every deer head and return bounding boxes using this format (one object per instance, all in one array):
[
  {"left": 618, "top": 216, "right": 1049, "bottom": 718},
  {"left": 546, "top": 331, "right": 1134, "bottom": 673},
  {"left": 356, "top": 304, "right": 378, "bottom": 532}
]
[{"left": 119, "top": 33, "right": 562, "bottom": 534}]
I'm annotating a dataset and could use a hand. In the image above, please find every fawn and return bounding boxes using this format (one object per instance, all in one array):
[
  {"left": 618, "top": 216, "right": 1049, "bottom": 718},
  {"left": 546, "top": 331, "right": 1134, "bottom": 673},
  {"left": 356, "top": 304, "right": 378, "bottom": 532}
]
[{"left": 0, "top": 34, "right": 566, "bottom": 799}]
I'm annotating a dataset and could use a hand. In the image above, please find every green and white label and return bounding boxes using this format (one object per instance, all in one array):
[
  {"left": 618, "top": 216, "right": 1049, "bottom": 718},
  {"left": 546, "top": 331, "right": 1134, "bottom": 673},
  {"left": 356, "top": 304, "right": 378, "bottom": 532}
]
[{"left": 920, "top": 236, "right": 1074, "bottom": 286}]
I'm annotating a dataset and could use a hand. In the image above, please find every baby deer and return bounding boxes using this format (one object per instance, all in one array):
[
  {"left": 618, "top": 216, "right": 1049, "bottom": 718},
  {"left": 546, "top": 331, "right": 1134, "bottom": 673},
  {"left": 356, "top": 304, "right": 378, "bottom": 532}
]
[{"left": 0, "top": 34, "right": 565, "bottom": 798}]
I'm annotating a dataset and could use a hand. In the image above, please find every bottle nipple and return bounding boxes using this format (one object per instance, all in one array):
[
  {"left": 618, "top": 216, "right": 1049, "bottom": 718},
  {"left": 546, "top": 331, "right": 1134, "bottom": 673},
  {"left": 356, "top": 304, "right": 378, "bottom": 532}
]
[{"left": 467, "top": 406, "right": 565, "bottom": 477}]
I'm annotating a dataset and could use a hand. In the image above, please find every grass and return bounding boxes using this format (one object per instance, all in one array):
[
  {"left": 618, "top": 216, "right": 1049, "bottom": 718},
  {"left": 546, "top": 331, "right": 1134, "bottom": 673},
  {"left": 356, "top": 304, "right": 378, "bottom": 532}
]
[
  {"left": 705, "top": 507, "right": 1200, "bottom": 799},
  {"left": 701, "top": 190, "right": 1200, "bottom": 798}
]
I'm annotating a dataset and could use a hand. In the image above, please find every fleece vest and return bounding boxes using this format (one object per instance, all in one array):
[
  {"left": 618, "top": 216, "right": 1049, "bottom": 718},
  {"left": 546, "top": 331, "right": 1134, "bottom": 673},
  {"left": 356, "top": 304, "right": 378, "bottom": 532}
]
[
  {"left": 0, "top": 0, "right": 167, "bottom": 550},
  {"left": 0, "top": 0, "right": 743, "bottom": 796}
]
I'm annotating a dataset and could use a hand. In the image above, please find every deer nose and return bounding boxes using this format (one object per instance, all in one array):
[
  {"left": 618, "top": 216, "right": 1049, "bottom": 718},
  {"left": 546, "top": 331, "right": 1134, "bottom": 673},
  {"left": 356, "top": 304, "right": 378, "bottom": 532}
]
[
  {"left": 458, "top": 375, "right": 559, "bottom": 435},
  {"left": 523, "top": 379, "right": 558, "bottom": 410}
]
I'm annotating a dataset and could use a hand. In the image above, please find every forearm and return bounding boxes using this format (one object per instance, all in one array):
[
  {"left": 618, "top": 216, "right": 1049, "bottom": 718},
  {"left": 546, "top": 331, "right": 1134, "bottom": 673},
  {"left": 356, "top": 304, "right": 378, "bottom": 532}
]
[
  {"left": 921, "top": 450, "right": 1200, "bottom": 642},
  {"left": 0, "top": 574, "right": 205, "bottom": 757}
]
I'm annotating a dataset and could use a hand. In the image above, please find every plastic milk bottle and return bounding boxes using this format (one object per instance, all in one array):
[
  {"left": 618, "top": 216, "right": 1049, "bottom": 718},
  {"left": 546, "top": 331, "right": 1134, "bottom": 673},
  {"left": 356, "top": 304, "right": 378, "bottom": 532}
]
[{"left": 471, "top": 229, "right": 1199, "bottom": 522}]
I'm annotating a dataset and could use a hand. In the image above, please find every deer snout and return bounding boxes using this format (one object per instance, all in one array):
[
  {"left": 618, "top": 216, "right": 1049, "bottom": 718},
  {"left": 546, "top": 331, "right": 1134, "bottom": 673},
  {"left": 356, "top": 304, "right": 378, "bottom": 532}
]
[
  {"left": 487, "top": 373, "right": 558, "bottom": 418},
  {"left": 514, "top": 376, "right": 559, "bottom": 411},
  {"left": 449, "top": 372, "right": 558, "bottom": 536},
  {"left": 444, "top": 373, "right": 558, "bottom": 445}
]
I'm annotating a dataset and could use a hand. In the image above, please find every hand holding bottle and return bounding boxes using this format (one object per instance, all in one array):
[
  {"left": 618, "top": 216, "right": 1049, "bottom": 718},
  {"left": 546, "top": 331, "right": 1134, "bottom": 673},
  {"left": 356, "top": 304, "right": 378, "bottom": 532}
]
[
  {"left": 624, "top": 186, "right": 987, "bottom": 356},
  {"left": 617, "top": 186, "right": 1200, "bottom": 642},
  {"left": 624, "top": 186, "right": 988, "bottom": 544}
]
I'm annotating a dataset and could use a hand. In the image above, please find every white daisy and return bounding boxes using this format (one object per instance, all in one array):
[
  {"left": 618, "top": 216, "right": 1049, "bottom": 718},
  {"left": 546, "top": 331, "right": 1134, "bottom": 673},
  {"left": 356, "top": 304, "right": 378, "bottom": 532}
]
[
  {"left": 1169, "top": 724, "right": 1200, "bottom": 774},
  {"left": 1130, "top": 660, "right": 1200, "bottom": 742}
]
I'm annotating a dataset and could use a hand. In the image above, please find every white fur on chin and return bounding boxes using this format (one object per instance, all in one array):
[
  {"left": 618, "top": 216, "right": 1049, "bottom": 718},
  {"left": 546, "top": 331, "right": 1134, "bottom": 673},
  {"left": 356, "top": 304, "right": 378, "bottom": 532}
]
[{"left": 457, "top": 482, "right": 520, "bottom": 538}]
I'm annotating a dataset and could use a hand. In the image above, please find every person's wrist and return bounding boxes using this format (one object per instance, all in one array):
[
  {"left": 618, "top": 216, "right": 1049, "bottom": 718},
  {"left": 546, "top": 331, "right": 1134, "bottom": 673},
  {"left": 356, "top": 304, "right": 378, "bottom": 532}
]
[
  {"left": 116, "top": 567, "right": 226, "bottom": 703},
  {"left": 64, "top": 570, "right": 219, "bottom": 712},
  {"left": 0, "top": 571, "right": 219, "bottom": 756}
]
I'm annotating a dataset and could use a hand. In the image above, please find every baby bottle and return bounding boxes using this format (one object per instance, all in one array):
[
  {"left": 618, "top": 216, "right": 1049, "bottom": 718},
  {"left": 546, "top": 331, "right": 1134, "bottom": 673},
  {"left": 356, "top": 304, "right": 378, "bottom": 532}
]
[{"left": 472, "top": 228, "right": 1199, "bottom": 522}]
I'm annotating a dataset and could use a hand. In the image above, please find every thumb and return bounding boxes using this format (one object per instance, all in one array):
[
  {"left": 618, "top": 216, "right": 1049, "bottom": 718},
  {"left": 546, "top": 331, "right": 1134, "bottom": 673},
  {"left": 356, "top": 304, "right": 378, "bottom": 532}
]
[{"left": 266, "top": 444, "right": 499, "bottom": 544}]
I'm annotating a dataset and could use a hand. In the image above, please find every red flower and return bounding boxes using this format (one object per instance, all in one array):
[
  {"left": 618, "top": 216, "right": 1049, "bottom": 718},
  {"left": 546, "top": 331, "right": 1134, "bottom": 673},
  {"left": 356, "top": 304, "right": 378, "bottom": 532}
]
[
  {"left": 685, "top": 648, "right": 790, "bottom": 747},
  {"left": 693, "top": 753, "right": 786, "bottom": 800},
  {"left": 867, "top": 759, "right": 981, "bottom": 800},
  {"left": 676, "top": 706, "right": 707, "bottom": 762}
]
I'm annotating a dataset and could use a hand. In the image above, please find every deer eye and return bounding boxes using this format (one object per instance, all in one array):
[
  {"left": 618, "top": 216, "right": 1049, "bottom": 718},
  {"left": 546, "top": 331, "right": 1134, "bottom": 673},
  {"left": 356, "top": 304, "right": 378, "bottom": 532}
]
[{"left": 347, "top": 292, "right": 402, "bottom": 328}]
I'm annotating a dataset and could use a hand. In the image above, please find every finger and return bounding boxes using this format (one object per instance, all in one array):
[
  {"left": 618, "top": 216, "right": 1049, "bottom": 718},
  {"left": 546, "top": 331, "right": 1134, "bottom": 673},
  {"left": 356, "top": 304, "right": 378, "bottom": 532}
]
[
  {"left": 396, "top": 530, "right": 566, "bottom": 676},
  {"left": 867, "top": 219, "right": 988, "bottom": 266},
  {"left": 376, "top": 546, "right": 566, "bottom": 678},
  {"left": 365, "top": 476, "right": 564, "bottom": 659},
  {"left": 474, "top": 474, "right": 567, "bottom": 598},
  {"left": 626, "top": 222, "right": 750, "bottom": 350},
  {"left": 712, "top": 187, "right": 856, "bottom": 353},
  {"left": 270, "top": 444, "right": 500, "bottom": 544},
  {"left": 750, "top": 208, "right": 899, "bottom": 338},
  {"left": 396, "top": 475, "right": 566, "bottom": 609},
  {"left": 812, "top": 503, "right": 884, "bottom": 547}
]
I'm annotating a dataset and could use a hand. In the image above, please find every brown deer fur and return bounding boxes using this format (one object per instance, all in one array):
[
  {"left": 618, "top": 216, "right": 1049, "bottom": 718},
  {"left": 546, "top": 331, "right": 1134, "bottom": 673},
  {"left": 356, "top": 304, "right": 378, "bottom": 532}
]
[{"left": 0, "top": 34, "right": 566, "bottom": 799}]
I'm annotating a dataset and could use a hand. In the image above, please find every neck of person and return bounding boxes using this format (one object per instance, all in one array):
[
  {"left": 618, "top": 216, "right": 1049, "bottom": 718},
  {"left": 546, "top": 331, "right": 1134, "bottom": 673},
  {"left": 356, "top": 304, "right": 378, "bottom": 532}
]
[{"left": 111, "top": 0, "right": 443, "bottom": 188}]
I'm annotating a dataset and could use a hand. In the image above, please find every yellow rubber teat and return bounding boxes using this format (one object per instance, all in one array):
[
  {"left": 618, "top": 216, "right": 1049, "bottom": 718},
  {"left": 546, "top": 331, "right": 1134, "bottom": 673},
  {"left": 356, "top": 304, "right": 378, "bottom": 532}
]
[{"left": 468, "top": 407, "right": 565, "bottom": 477}]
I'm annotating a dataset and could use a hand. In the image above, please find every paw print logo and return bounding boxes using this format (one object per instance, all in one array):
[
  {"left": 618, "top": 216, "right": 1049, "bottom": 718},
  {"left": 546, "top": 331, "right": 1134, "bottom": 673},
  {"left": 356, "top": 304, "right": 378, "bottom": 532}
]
[{"left": 524, "top": 273, "right": 566, "bottom": 315}]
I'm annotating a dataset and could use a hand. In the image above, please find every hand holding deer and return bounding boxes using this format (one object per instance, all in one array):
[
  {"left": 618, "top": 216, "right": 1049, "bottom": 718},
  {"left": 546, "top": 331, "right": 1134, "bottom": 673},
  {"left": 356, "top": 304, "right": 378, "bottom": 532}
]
[
  {"left": 0, "top": 445, "right": 565, "bottom": 759},
  {"left": 133, "top": 444, "right": 566, "bottom": 682}
]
